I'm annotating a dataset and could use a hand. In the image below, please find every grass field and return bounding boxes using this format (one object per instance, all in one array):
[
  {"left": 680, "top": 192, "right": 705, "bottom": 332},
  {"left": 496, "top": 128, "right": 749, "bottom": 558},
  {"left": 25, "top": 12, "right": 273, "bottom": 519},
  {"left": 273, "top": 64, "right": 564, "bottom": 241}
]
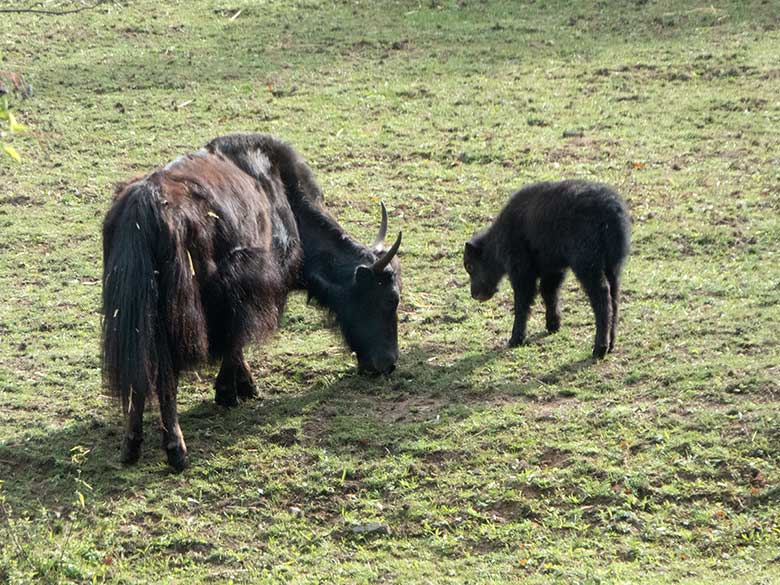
[{"left": 1, "top": 0, "right": 779, "bottom": 583}]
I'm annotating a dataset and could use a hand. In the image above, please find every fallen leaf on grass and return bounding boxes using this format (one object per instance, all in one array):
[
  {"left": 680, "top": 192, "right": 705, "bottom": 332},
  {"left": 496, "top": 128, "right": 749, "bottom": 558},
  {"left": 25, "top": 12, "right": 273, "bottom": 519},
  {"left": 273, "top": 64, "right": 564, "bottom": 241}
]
[{"left": 3, "top": 144, "right": 20, "bottom": 161}]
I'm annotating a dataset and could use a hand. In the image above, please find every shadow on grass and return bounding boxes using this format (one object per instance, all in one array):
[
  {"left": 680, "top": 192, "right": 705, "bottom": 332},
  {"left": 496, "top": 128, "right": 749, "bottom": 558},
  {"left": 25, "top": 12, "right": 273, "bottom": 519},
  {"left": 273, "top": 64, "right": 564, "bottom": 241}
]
[{"left": 0, "top": 342, "right": 593, "bottom": 513}]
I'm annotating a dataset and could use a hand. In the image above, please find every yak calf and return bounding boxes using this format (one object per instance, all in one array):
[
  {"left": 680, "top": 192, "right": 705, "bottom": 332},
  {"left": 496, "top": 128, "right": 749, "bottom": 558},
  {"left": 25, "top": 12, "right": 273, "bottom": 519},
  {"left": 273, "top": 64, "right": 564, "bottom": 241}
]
[{"left": 464, "top": 180, "right": 630, "bottom": 358}]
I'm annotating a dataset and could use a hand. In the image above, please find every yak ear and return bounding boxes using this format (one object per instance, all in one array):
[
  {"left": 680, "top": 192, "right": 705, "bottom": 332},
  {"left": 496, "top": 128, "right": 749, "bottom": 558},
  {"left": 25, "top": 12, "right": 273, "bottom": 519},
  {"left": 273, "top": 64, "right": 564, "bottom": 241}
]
[
  {"left": 464, "top": 241, "right": 480, "bottom": 257},
  {"left": 354, "top": 265, "right": 375, "bottom": 286}
]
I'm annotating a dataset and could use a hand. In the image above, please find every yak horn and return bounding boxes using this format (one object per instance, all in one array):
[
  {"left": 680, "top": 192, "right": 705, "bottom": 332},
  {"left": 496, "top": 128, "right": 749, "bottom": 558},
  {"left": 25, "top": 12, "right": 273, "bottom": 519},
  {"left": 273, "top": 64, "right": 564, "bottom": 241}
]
[
  {"left": 372, "top": 231, "right": 402, "bottom": 273},
  {"left": 371, "top": 201, "right": 388, "bottom": 250}
]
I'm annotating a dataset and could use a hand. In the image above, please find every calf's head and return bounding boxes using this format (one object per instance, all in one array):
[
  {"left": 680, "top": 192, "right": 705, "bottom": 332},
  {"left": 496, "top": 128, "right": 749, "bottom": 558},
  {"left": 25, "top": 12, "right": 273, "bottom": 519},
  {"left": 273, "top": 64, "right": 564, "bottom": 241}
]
[{"left": 464, "top": 237, "right": 503, "bottom": 302}]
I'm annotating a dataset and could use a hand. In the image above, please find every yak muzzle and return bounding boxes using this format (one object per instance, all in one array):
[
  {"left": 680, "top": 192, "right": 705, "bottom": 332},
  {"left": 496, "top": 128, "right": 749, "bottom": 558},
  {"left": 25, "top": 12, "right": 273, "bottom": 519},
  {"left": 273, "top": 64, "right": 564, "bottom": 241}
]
[{"left": 358, "top": 353, "right": 398, "bottom": 376}]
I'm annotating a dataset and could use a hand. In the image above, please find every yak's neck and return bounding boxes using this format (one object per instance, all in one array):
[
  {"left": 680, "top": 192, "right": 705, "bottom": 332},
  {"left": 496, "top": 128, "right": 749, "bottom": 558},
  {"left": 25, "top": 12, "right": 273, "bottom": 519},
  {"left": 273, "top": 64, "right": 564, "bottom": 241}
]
[{"left": 293, "top": 199, "right": 372, "bottom": 304}]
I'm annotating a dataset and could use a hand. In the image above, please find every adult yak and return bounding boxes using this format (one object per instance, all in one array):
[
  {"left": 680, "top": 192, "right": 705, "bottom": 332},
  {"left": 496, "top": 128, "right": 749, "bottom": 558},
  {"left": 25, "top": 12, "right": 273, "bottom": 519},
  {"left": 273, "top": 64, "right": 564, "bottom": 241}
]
[{"left": 102, "top": 134, "right": 402, "bottom": 471}]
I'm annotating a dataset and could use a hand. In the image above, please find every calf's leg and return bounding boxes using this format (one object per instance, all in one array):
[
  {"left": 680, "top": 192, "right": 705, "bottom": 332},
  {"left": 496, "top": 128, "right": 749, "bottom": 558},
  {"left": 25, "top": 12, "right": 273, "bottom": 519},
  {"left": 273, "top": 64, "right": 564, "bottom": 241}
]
[
  {"left": 605, "top": 267, "right": 621, "bottom": 353},
  {"left": 540, "top": 270, "right": 565, "bottom": 333},
  {"left": 575, "top": 268, "right": 613, "bottom": 359},
  {"left": 508, "top": 270, "right": 538, "bottom": 347}
]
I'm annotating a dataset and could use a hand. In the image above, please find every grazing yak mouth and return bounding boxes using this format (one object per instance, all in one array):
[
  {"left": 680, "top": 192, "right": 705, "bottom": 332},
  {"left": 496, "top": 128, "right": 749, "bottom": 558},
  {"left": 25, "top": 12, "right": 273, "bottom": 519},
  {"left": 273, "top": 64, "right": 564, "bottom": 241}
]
[
  {"left": 359, "top": 364, "right": 396, "bottom": 376},
  {"left": 358, "top": 364, "right": 395, "bottom": 378},
  {"left": 356, "top": 355, "right": 398, "bottom": 376}
]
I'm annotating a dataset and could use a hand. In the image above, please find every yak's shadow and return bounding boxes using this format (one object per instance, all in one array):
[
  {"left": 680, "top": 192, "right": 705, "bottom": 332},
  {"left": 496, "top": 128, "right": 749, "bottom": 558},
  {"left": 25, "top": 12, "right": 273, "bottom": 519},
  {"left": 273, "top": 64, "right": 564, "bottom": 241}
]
[{"left": 0, "top": 342, "right": 595, "bottom": 513}]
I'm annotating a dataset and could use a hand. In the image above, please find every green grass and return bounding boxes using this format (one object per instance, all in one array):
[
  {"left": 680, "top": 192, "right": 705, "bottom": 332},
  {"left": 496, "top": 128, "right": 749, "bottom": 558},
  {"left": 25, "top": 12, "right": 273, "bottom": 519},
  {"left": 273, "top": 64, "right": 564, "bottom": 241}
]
[{"left": 1, "top": 0, "right": 779, "bottom": 583}]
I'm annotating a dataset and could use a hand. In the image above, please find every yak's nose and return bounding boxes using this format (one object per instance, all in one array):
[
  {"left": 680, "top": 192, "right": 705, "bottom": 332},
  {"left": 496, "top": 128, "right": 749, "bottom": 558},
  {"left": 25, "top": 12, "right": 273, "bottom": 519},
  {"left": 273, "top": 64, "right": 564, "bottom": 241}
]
[
  {"left": 373, "top": 354, "right": 397, "bottom": 375},
  {"left": 360, "top": 354, "right": 397, "bottom": 376}
]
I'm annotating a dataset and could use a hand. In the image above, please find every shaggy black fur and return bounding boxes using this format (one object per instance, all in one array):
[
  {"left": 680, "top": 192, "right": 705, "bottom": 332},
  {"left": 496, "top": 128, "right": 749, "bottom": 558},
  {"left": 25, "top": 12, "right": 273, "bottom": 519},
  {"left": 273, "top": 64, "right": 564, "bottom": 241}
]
[
  {"left": 102, "top": 134, "right": 402, "bottom": 471},
  {"left": 464, "top": 180, "right": 630, "bottom": 358}
]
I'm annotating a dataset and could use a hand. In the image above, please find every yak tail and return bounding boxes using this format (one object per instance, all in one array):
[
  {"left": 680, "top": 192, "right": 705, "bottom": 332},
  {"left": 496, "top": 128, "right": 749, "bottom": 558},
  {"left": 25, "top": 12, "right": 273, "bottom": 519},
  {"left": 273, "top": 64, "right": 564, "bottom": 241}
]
[
  {"left": 599, "top": 194, "right": 632, "bottom": 271},
  {"left": 101, "top": 181, "right": 207, "bottom": 413}
]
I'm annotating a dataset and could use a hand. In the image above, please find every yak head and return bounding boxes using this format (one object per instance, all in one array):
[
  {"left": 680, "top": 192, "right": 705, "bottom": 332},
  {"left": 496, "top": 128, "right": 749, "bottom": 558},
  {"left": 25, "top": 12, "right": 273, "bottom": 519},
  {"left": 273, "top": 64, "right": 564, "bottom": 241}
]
[
  {"left": 464, "top": 235, "right": 503, "bottom": 302},
  {"left": 328, "top": 203, "right": 402, "bottom": 375}
]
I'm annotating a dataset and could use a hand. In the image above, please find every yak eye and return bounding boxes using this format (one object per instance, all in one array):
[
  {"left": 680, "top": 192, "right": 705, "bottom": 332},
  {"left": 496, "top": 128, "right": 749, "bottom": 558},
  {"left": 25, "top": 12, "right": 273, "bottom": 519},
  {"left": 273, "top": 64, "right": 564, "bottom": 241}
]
[{"left": 465, "top": 262, "right": 473, "bottom": 273}]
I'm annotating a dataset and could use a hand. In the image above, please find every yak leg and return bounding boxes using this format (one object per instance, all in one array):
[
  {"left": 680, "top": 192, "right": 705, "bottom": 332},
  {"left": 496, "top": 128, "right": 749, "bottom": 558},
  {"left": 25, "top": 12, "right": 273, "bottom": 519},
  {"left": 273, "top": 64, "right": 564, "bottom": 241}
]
[
  {"left": 606, "top": 267, "right": 622, "bottom": 353},
  {"left": 576, "top": 268, "right": 613, "bottom": 359},
  {"left": 158, "top": 363, "right": 188, "bottom": 472},
  {"left": 508, "top": 269, "right": 538, "bottom": 347},
  {"left": 120, "top": 385, "right": 146, "bottom": 465},
  {"left": 540, "top": 270, "right": 566, "bottom": 334},
  {"left": 208, "top": 248, "right": 281, "bottom": 407},
  {"left": 232, "top": 350, "right": 258, "bottom": 399},
  {"left": 214, "top": 348, "right": 257, "bottom": 407}
]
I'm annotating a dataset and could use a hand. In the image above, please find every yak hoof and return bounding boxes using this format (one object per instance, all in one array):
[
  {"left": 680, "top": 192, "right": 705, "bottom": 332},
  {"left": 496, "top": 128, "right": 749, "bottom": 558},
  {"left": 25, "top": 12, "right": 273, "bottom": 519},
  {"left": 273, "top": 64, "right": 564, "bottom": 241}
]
[
  {"left": 214, "top": 378, "right": 239, "bottom": 407},
  {"left": 546, "top": 317, "right": 561, "bottom": 334},
  {"left": 120, "top": 435, "right": 142, "bottom": 465},
  {"left": 592, "top": 345, "right": 608, "bottom": 360},
  {"left": 166, "top": 444, "right": 189, "bottom": 472},
  {"left": 236, "top": 379, "right": 258, "bottom": 400},
  {"left": 507, "top": 336, "right": 526, "bottom": 348},
  {"left": 215, "top": 392, "right": 239, "bottom": 408}
]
